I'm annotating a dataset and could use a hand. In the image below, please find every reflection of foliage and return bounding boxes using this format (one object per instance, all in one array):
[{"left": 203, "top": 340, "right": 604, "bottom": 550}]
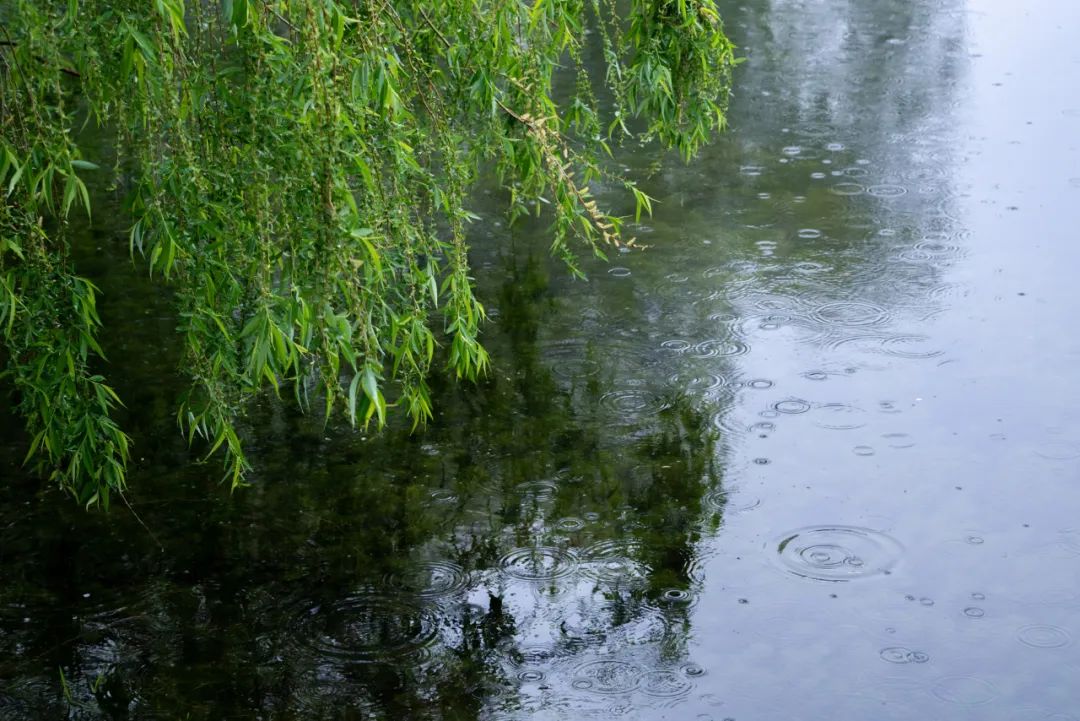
[
  {"left": 1, "top": 242, "right": 727, "bottom": 717},
  {"left": 1, "top": 1, "right": 735, "bottom": 505},
  {"left": 630, "top": 396, "right": 719, "bottom": 589}
]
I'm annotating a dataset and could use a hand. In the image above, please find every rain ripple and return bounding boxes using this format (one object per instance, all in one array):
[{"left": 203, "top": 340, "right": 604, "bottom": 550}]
[
  {"left": 571, "top": 660, "right": 644, "bottom": 694},
  {"left": 294, "top": 592, "right": 437, "bottom": 663},
  {"left": 581, "top": 540, "right": 649, "bottom": 585},
  {"left": 880, "top": 646, "right": 930, "bottom": 664},
  {"left": 810, "top": 301, "right": 891, "bottom": 327},
  {"left": 771, "top": 526, "right": 903, "bottom": 582},
  {"left": 812, "top": 403, "right": 868, "bottom": 430},
  {"left": 384, "top": 561, "right": 468, "bottom": 599},
  {"left": 500, "top": 546, "right": 579, "bottom": 582},
  {"left": 639, "top": 668, "right": 695, "bottom": 698},
  {"left": 599, "top": 388, "right": 670, "bottom": 420},
  {"left": 931, "top": 676, "right": 998, "bottom": 705},
  {"left": 1017, "top": 625, "right": 1072, "bottom": 649}
]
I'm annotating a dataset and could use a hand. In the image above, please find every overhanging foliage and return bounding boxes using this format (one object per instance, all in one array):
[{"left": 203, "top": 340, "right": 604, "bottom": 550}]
[{"left": 0, "top": 0, "right": 735, "bottom": 506}]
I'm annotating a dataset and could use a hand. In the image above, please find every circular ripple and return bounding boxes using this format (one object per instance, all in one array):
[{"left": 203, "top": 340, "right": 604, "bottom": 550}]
[
  {"left": 689, "top": 339, "right": 750, "bottom": 358},
  {"left": 599, "top": 389, "right": 669, "bottom": 417},
  {"left": 811, "top": 301, "right": 890, "bottom": 327},
  {"left": 878, "top": 335, "right": 944, "bottom": 359},
  {"left": 705, "top": 488, "right": 761, "bottom": 514},
  {"left": 571, "top": 660, "right": 644, "bottom": 694},
  {"left": 813, "top": 403, "right": 867, "bottom": 430},
  {"left": 963, "top": 607, "right": 985, "bottom": 618},
  {"left": 582, "top": 540, "right": 649, "bottom": 584},
  {"left": 1017, "top": 625, "right": 1072, "bottom": 649},
  {"left": 515, "top": 480, "right": 558, "bottom": 501},
  {"left": 296, "top": 594, "right": 437, "bottom": 662},
  {"left": 660, "top": 339, "right": 693, "bottom": 353},
  {"left": 658, "top": 588, "right": 694, "bottom": 605},
  {"left": 882, "top": 433, "right": 915, "bottom": 449},
  {"left": 830, "top": 182, "right": 866, "bottom": 196},
  {"left": 931, "top": 676, "right": 997, "bottom": 705},
  {"left": 385, "top": 561, "right": 468, "bottom": 598},
  {"left": 506, "top": 642, "right": 579, "bottom": 668},
  {"left": 868, "top": 184, "right": 908, "bottom": 198},
  {"left": 880, "top": 647, "right": 930, "bottom": 664},
  {"left": 668, "top": 371, "right": 727, "bottom": 394},
  {"left": 681, "top": 662, "right": 706, "bottom": 677},
  {"left": 914, "top": 239, "right": 963, "bottom": 257},
  {"left": 797, "top": 228, "right": 823, "bottom": 239},
  {"left": 1036, "top": 442, "right": 1080, "bottom": 461},
  {"left": 429, "top": 489, "right": 458, "bottom": 504},
  {"left": 545, "top": 342, "right": 603, "bottom": 380},
  {"left": 772, "top": 526, "right": 903, "bottom": 582},
  {"left": 640, "top": 669, "right": 694, "bottom": 697},
  {"left": 556, "top": 517, "right": 587, "bottom": 532},
  {"left": 746, "top": 378, "right": 775, "bottom": 390},
  {"left": 500, "top": 547, "right": 578, "bottom": 581},
  {"left": 608, "top": 267, "right": 632, "bottom": 278},
  {"left": 773, "top": 398, "right": 812, "bottom": 414}
]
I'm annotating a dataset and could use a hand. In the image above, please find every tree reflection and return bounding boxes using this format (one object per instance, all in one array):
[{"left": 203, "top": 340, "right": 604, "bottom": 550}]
[{"left": 0, "top": 241, "right": 728, "bottom": 718}]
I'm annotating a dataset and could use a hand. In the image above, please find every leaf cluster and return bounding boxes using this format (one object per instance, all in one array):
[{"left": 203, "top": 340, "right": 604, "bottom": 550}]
[{"left": 0, "top": 0, "right": 735, "bottom": 504}]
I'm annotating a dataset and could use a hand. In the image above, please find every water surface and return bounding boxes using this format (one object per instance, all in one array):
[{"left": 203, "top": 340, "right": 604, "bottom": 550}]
[{"left": 3, "top": 0, "right": 1080, "bottom": 718}]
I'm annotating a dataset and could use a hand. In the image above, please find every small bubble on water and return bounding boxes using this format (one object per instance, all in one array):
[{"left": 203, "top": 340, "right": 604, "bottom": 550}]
[{"left": 971, "top": 592, "right": 985, "bottom": 601}]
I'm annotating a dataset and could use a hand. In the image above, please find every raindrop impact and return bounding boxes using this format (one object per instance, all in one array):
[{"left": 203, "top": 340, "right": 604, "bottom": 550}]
[
  {"left": 1017, "top": 625, "right": 1072, "bottom": 648},
  {"left": 571, "top": 660, "right": 644, "bottom": 694},
  {"left": 499, "top": 547, "right": 579, "bottom": 581},
  {"left": 295, "top": 593, "right": 438, "bottom": 663},
  {"left": 771, "top": 526, "right": 903, "bottom": 582}
]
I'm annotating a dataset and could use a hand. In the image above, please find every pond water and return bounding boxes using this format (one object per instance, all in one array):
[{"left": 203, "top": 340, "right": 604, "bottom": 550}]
[{"left": 4, "top": 0, "right": 1080, "bottom": 718}]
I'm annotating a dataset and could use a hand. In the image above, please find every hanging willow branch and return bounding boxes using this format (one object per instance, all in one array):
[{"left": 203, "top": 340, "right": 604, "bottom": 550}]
[{"left": 0, "top": 0, "right": 736, "bottom": 506}]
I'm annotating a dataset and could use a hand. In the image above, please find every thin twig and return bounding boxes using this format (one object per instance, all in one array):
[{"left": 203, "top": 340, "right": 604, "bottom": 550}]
[
  {"left": 0, "top": 37, "right": 81, "bottom": 78},
  {"left": 119, "top": 490, "right": 165, "bottom": 551}
]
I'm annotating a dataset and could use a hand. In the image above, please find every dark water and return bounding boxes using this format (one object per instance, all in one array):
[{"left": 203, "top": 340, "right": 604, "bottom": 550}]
[{"left": 5, "top": 0, "right": 1080, "bottom": 718}]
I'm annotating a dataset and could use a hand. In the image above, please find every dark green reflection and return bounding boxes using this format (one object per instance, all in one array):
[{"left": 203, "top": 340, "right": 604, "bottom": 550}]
[{"left": 0, "top": 232, "right": 726, "bottom": 718}]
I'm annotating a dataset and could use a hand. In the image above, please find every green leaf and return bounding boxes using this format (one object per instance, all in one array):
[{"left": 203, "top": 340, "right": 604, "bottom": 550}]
[{"left": 361, "top": 367, "right": 385, "bottom": 426}]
